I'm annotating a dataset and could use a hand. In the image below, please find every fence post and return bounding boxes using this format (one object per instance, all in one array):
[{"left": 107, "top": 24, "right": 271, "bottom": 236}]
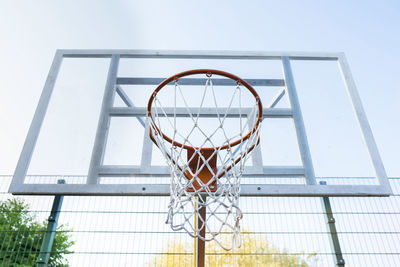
[
  {"left": 36, "top": 179, "right": 65, "bottom": 266},
  {"left": 320, "top": 181, "right": 345, "bottom": 266}
]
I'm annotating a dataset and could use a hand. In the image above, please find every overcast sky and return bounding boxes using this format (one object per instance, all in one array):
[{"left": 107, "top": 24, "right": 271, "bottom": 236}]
[{"left": 0, "top": 0, "right": 399, "bottom": 176}]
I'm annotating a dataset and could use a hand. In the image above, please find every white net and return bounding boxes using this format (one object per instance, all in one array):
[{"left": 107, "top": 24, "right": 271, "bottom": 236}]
[{"left": 148, "top": 71, "right": 262, "bottom": 250}]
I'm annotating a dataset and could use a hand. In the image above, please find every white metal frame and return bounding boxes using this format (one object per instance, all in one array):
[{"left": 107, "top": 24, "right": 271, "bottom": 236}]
[{"left": 9, "top": 50, "right": 392, "bottom": 196}]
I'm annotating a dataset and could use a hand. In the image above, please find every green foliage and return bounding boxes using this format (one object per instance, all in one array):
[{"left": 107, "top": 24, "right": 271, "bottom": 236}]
[
  {"left": 149, "top": 231, "right": 318, "bottom": 267},
  {"left": 0, "top": 198, "right": 74, "bottom": 267}
]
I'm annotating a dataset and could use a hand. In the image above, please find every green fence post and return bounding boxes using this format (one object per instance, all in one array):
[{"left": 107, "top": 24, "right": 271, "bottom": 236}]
[
  {"left": 36, "top": 179, "right": 65, "bottom": 266},
  {"left": 320, "top": 181, "right": 345, "bottom": 266}
]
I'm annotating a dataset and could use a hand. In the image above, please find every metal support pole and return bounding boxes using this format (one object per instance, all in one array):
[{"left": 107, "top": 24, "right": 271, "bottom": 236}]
[
  {"left": 87, "top": 54, "right": 120, "bottom": 184},
  {"left": 195, "top": 196, "right": 206, "bottom": 267},
  {"left": 36, "top": 179, "right": 65, "bottom": 266},
  {"left": 320, "top": 181, "right": 345, "bottom": 266},
  {"left": 281, "top": 57, "right": 316, "bottom": 185}
]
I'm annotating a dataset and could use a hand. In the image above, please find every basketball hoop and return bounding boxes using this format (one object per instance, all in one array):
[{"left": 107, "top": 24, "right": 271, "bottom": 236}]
[{"left": 147, "top": 69, "right": 263, "bottom": 250}]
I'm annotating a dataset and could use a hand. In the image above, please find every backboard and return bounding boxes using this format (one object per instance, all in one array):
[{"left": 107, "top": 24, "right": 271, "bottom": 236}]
[{"left": 9, "top": 50, "right": 392, "bottom": 196}]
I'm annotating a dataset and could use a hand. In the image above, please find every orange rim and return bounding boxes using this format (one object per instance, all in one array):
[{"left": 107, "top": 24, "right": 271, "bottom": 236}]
[{"left": 147, "top": 69, "right": 263, "bottom": 151}]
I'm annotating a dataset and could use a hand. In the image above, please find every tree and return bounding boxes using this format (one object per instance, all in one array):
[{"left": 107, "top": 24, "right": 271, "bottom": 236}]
[
  {"left": 149, "top": 231, "right": 318, "bottom": 266},
  {"left": 0, "top": 198, "right": 74, "bottom": 267}
]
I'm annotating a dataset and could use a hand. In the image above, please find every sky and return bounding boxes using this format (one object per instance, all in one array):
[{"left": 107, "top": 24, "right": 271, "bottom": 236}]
[{"left": 1, "top": 0, "right": 399, "bottom": 177}]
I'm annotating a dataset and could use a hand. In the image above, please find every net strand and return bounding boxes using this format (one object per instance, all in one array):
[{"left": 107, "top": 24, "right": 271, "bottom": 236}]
[{"left": 149, "top": 73, "right": 261, "bottom": 250}]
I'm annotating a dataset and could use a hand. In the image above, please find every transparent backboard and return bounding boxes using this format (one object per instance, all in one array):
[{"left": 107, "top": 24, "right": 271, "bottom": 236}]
[{"left": 9, "top": 50, "right": 392, "bottom": 196}]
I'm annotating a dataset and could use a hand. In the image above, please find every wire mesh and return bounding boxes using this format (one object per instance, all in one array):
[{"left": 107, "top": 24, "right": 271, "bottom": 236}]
[{"left": 1, "top": 175, "right": 400, "bottom": 266}]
